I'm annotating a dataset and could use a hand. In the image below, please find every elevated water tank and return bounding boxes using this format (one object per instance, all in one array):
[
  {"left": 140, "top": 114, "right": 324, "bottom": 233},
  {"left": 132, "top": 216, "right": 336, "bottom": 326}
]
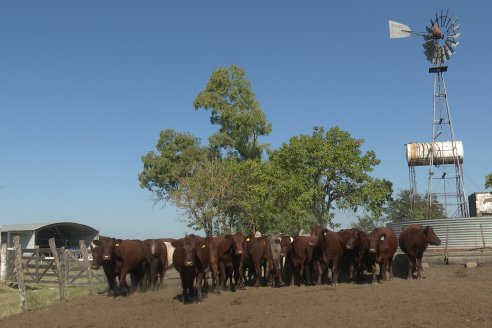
[{"left": 406, "top": 141, "right": 464, "bottom": 166}]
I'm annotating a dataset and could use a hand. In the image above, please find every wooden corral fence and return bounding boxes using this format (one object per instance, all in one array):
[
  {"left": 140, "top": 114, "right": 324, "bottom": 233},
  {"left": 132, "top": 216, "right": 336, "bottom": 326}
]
[{"left": 4, "top": 246, "right": 105, "bottom": 286}]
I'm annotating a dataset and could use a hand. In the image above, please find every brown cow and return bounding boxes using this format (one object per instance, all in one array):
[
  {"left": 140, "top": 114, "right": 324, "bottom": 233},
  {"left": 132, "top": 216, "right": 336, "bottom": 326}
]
[
  {"left": 367, "top": 227, "right": 397, "bottom": 284},
  {"left": 280, "top": 235, "right": 314, "bottom": 286},
  {"left": 92, "top": 237, "right": 148, "bottom": 296},
  {"left": 91, "top": 236, "right": 118, "bottom": 296},
  {"left": 242, "top": 235, "right": 274, "bottom": 287},
  {"left": 268, "top": 234, "right": 284, "bottom": 288},
  {"left": 142, "top": 239, "right": 168, "bottom": 291},
  {"left": 339, "top": 228, "right": 369, "bottom": 282},
  {"left": 172, "top": 234, "right": 211, "bottom": 303},
  {"left": 309, "top": 227, "right": 344, "bottom": 286},
  {"left": 399, "top": 224, "right": 441, "bottom": 280}
]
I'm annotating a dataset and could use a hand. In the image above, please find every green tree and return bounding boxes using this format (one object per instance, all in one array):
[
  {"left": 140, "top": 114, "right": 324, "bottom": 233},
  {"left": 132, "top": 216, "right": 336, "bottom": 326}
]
[
  {"left": 193, "top": 65, "right": 272, "bottom": 160},
  {"left": 138, "top": 129, "right": 206, "bottom": 203},
  {"left": 384, "top": 189, "right": 446, "bottom": 222},
  {"left": 269, "top": 126, "right": 393, "bottom": 228},
  {"left": 486, "top": 173, "right": 492, "bottom": 189},
  {"left": 350, "top": 214, "right": 385, "bottom": 233}
]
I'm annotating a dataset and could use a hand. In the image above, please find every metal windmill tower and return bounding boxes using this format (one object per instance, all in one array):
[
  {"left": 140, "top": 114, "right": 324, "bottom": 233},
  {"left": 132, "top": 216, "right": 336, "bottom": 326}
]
[{"left": 389, "top": 10, "right": 469, "bottom": 218}]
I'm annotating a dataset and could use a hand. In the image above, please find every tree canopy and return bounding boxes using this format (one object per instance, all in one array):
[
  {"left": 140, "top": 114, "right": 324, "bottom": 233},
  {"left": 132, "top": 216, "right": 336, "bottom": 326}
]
[
  {"left": 139, "top": 66, "right": 394, "bottom": 236},
  {"left": 384, "top": 189, "right": 446, "bottom": 222},
  {"left": 486, "top": 173, "right": 492, "bottom": 189},
  {"left": 193, "top": 65, "right": 272, "bottom": 161}
]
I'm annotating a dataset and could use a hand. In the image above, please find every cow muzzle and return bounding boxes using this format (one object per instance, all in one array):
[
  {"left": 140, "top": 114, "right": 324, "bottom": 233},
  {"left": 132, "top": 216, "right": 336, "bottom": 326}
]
[
  {"left": 369, "top": 248, "right": 376, "bottom": 253},
  {"left": 345, "top": 245, "right": 353, "bottom": 250},
  {"left": 236, "top": 250, "right": 243, "bottom": 255},
  {"left": 103, "top": 255, "right": 111, "bottom": 260},
  {"left": 185, "top": 261, "right": 193, "bottom": 266}
]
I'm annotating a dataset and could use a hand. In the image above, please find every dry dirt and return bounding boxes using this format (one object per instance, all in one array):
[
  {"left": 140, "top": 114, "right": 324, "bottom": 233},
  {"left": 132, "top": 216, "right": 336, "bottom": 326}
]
[{"left": 2, "top": 261, "right": 492, "bottom": 328}]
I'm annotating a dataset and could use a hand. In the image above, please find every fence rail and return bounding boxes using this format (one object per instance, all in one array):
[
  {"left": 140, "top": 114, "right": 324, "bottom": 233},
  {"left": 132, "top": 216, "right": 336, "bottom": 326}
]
[{"left": 4, "top": 247, "right": 105, "bottom": 286}]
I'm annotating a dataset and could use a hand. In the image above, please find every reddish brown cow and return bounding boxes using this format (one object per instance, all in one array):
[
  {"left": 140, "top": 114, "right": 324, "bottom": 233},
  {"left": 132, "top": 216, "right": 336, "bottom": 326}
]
[
  {"left": 93, "top": 237, "right": 148, "bottom": 296},
  {"left": 367, "top": 227, "right": 397, "bottom": 284},
  {"left": 142, "top": 239, "right": 168, "bottom": 291},
  {"left": 309, "top": 227, "right": 344, "bottom": 285},
  {"left": 243, "top": 235, "right": 274, "bottom": 287},
  {"left": 399, "top": 224, "right": 441, "bottom": 280},
  {"left": 91, "top": 236, "right": 118, "bottom": 296},
  {"left": 280, "top": 235, "right": 314, "bottom": 286},
  {"left": 339, "top": 228, "right": 369, "bottom": 282},
  {"left": 172, "top": 234, "right": 211, "bottom": 303}
]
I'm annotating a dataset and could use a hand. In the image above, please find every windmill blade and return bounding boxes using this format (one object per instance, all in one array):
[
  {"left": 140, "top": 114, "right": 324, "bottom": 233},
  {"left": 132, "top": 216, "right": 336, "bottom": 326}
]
[
  {"left": 426, "top": 25, "right": 433, "bottom": 34},
  {"left": 445, "top": 40, "right": 459, "bottom": 48},
  {"left": 443, "top": 9, "right": 450, "bottom": 28},
  {"left": 439, "top": 9, "right": 444, "bottom": 26},
  {"left": 389, "top": 20, "right": 412, "bottom": 38},
  {"left": 448, "top": 33, "right": 461, "bottom": 39},
  {"left": 423, "top": 39, "right": 436, "bottom": 50},
  {"left": 444, "top": 43, "right": 455, "bottom": 55}
]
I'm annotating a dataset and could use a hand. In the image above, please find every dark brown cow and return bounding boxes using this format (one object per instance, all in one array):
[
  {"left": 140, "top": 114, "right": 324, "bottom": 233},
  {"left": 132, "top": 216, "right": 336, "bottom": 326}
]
[
  {"left": 243, "top": 235, "right": 274, "bottom": 287},
  {"left": 309, "top": 227, "right": 344, "bottom": 286},
  {"left": 268, "top": 234, "right": 284, "bottom": 288},
  {"left": 91, "top": 236, "right": 118, "bottom": 296},
  {"left": 212, "top": 233, "right": 246, "bottom": 291},
  {"left": 399, "top": 224, "right": 441, "bottom": 280},
  {"left": 92, "top": 237, "right": 147, "bottom": 296},
  {"left": 367, "top": 227, "right": 397, "bottom": 284},
  {"left": 339, "top": 228, "right": 369, "bottom": 282},
  {"left": 142, "top": 239, "right": 168, "bottom": 291},
  {"left": 172, "top": 234, "right": 211, "bottom": 303},
  {"left": 280, "top": 235, "right": 314, "bottom": 286}
]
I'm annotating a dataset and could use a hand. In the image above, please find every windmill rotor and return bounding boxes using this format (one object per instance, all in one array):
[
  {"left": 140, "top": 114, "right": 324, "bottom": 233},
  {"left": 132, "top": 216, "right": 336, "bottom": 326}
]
[{"left": 388, "top": 10, "right": 460, "bottom": 65}]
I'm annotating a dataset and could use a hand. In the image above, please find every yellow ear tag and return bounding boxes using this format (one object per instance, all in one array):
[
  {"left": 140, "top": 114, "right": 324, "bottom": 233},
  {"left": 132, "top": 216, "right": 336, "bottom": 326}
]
[
  {"left": 380, "top": 236, "right": 385, "bottom": 241},
  {"left": 115, "top": 243, "right": 120, "bottom": 247},
  {"left": 201, "top": 244, "right": 206, "bottom": 249},
  {"left": 246, "top": 238, "right": 250, "bottom": 242}
]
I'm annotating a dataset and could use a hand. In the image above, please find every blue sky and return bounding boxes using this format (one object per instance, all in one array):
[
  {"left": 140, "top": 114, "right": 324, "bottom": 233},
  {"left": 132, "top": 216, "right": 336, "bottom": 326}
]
[{"left": 1, "top": 1, "right": 490, "bottom": 238}]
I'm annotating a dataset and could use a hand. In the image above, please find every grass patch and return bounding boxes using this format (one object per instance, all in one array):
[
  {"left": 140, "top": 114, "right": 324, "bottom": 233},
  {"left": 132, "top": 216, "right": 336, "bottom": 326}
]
[{"left": 0, "top": 283, "right": 106, "bottom": 319}]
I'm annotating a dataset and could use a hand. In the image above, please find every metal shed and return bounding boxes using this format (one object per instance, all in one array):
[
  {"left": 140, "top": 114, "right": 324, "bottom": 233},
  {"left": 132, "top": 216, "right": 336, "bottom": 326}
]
[{"left": 0, "top": 222, "right": 99, "bottom": 249}]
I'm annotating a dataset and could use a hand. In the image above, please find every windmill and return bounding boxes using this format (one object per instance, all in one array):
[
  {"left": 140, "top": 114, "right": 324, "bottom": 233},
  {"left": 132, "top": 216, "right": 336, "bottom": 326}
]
[{"left": 389, "top": 10, "right": 468, "bottom": 219}]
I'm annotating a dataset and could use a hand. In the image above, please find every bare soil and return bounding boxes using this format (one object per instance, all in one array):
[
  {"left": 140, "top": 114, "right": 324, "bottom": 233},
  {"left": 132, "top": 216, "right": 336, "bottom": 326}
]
[{"left": 2, "top": 261, "right": 492, "bottom": 328}]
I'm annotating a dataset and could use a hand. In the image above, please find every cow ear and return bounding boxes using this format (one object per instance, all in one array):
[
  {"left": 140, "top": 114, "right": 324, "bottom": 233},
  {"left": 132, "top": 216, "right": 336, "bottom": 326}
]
[
  {"left": 93, "top": 240, "right": 101, "bottom": 246},
  {"left": 289, "top": 237, "right": 293, "bottom": 243},
  {"left": 171, "top": 240, "right": 180, "bottom": 248},
  {"left": 115, "top": 239, "right": 123, "bottom": 247},
  {"left": 323, "top": 231, "right": 327, "bottom": 236},
  {"left": 246, "top": 237, "right": 250, "bottom": 242}
]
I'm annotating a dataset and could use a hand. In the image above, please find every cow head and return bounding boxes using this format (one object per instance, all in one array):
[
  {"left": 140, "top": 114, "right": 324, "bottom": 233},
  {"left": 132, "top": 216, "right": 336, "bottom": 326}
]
[
  {"left": 232, "top": 232, "right": 245, "bottom": 255},
  {"left": 177, "top": 235, "right": 208, "bottom": 267},
  {"left": 368, "top": 232, "right": 385, "bottom": 254},
  {"left": 424, "top": 226, "right": 441, "bottom": 246},
  {"left": 308, "top": 226, "right": 323, "bottom": 247},
  {"left": 279, "top": 236, "right": 294, "bottom": 257},
  {"left": 92, "top": 236, "right": 116, "bottom": 265},
  {"left": 345, "top": 229, "right": 362, "bottom": 250},
  {"left": 90, "top": 244, "right": 103, "bottom": 270}
]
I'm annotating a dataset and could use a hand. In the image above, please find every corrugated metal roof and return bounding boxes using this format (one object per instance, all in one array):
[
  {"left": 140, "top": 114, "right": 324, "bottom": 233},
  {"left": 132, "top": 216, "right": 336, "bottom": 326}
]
[
  {"left": 387, "top": 216, "right": 492, "bottom": 251},
  {"left": 1, "top": 222, "right": 98, "bottom": 233},
  {"left": 1, "top": 222, "right": 55, "bottom": 232}
]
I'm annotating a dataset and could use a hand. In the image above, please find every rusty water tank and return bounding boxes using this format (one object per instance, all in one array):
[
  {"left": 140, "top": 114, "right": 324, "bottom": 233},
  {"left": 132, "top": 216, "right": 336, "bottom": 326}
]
[{"left": 405, "top": 141, "right": 464, "bottom": 166}]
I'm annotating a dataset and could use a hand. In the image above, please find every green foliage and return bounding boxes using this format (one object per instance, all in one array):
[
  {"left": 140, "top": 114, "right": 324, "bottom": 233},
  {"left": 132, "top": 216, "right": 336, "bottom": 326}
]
[
  {"left": 350, "top": 214, "right": 386, "bottom": 233},
  {"left": 486, "top": 173, "right": 492, "bottom": 189},
  {"left": 268, "top": 126, "right": 392, "bottom": 228},
  {"left": 384, "top": 189, "right": 446, "bottom": 222},
  {"left": 193, "top": 65, "right": 272, "bottom": 160},
  {"left": 138, "top": 129, "right": 207, "bottom": 203}
]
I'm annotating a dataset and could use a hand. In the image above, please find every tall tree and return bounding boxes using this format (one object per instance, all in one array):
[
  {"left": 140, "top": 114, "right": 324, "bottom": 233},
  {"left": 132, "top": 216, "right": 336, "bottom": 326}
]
[
  {"left": 486, "top": 173, "right": 492, "bottom": 189},
  {"left": 384, "top": 189, "right": 446, "bottom": 222},
  {"left": 138, "top": 129, "right": 206, "bottom": 203},
  {"left": 269, "top": 126, "right": 393, "bottom": 228},
  {"left": 193, "top": 65, "right": 272, "bottom": 160}
]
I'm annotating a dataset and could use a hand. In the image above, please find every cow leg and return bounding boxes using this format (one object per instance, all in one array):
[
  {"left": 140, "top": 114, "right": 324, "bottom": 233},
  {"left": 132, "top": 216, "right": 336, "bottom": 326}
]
[
  {"left": 118, "top": 268, "right": 130, "bottom": 297},
  {"left": 196, "top": 272, "right": 204, "bottom": 303},
  {"left": 331, "top": 261, "right": 339, "bottom": 286},
  {"left": 254, "top": 262, "right": 262, "bottom": 287},
  {"left": 371, "top": 263, "right": 377, "bottom": 284},
  {"left": 219, "top": 261, "right": 226, "bottom": 291}
]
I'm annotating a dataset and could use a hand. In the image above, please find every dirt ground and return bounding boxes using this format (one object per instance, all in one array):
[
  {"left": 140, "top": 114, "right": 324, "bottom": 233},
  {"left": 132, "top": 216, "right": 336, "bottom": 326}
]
[{"left": 2, "top": 260, "right": 492, "bottom": 328}]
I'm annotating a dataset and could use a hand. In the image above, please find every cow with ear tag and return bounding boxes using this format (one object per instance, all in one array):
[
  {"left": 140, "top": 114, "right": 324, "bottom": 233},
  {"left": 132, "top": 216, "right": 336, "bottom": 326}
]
[
  {"left": 172, "top": 234, "right": 211, "bottom": 304},
  {"left": 367, "top": 227, "right": 397, "bottom": 284},
  {"left": 280, "top": 235, "right": 314, "bottom": 286}
]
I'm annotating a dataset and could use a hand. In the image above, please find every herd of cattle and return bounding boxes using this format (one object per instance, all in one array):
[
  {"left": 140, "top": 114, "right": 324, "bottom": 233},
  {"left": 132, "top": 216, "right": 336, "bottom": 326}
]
[{"left": 90, "top": 224, "right": 442, "bottom": 303}]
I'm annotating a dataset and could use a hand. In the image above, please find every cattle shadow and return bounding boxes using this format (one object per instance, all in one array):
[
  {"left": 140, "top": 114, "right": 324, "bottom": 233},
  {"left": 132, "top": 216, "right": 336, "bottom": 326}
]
[{"left": 391, "top": 254, "right": 410, "bottom": 280}]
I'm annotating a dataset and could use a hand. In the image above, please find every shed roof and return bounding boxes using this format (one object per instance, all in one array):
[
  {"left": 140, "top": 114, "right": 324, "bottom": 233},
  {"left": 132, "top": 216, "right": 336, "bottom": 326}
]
[{"left": 1, "top": 222, "right": 98, "bottom": 233}]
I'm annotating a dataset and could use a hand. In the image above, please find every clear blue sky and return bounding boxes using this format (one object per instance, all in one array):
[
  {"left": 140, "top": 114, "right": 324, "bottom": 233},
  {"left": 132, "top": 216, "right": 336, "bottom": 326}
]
[{"left": 1, "top": 1, "right": 490, "bottom": 238}]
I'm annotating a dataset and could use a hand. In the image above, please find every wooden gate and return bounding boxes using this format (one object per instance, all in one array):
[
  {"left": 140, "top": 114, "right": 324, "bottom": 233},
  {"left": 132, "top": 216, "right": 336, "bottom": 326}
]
[{"left": 6, "top": 247, "right": 105, "bottom": 286}]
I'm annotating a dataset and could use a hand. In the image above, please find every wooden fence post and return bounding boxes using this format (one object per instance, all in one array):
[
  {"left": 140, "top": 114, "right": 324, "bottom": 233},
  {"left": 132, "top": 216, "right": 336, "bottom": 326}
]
[
  {"left": 0, "top": 242, "right": 6, "bottom": 283},
  {"left": 13, "top": 236, "right": 27, "bottom": 312},
  {"left": 79, "top": 240, "right": 95, "bottom": 296},
  {"left": 34, "top": 246, "right": 40, "bottom": 283},
  {"left": 49, "top": 238, "right": 66, "bottom": 302}
]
